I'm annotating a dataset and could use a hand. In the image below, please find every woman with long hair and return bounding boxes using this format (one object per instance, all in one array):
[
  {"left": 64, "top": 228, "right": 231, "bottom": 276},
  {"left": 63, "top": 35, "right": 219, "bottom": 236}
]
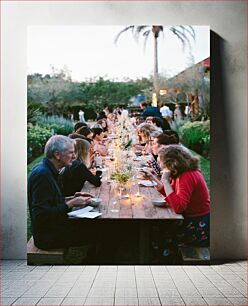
[
  {"left": 75, "top": 126, "right": 93, "bottom": 142},
  {"left": 157, "top": 145, "right": 210, "bottom": 247},
  {"left": 60, "top": 138, "right": 102, "bottom": 196}
]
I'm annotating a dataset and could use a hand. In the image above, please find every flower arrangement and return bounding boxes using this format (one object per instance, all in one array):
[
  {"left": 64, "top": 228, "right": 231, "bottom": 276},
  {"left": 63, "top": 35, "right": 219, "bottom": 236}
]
[{"left": 111, "top": 169, "right": 132, "bottom": 186}]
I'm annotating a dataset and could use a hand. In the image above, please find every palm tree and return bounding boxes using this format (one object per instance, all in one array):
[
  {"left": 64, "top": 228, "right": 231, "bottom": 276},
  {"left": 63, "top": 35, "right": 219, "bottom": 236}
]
[{"left": 115, "top": 25, "right": 195, "bottom": 105}]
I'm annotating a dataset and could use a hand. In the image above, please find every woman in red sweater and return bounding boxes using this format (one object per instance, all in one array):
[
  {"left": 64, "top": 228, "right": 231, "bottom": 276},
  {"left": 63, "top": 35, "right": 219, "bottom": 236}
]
[{"left": 157, "top": 144, "right": 210, "bottom": 246}]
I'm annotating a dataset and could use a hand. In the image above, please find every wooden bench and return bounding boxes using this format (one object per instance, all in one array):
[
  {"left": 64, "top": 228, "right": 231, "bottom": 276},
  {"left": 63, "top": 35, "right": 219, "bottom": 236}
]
[
  {"left": 179, "top": 246, "right": 210, "bottom": 265},
  {"left": 27, "top": 237, "right": 66, "bottom": 265},
  {"left": 27, "top": 237, "right": 90, "bottom": 265}
]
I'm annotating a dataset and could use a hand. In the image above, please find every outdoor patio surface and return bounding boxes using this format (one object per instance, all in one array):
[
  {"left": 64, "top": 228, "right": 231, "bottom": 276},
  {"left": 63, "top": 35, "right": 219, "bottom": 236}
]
[{"left": 0, "top": 260, "right": 247, "bottom": 306}]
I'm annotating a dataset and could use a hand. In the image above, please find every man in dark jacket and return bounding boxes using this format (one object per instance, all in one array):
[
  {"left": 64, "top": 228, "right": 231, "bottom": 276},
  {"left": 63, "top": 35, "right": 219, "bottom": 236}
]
[
  {"left": 140, "top": 102, "right": 162, "bottom": 118},
  {"left": 28, "top": 135, "right": 96, "bottom": 249}
]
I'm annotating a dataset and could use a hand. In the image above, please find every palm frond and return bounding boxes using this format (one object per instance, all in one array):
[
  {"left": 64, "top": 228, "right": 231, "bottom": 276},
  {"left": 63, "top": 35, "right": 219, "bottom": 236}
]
[
  {"left": 142, "top": 30, "right": 151, "bottom": 51},
  {"left": 170, "top": 26, "right": 193, "bottom": 51},
  {"left": 114, "top": 26, "right": 135, "bottom": 44},
  {"left": 134, "top": 25, "right": 149, "bottom": 41},
  {"left": 179, "top": 25, "right": 195, "bottom": 41}
]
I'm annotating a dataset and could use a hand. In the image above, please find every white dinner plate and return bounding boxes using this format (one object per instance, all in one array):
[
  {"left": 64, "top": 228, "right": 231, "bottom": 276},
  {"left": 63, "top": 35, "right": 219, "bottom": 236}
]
[
  {"left": 138, "top": 180, "right": 157, "bottom": 187},
  {"left": 152, "top": 199, "right": 166, "bottom": 207}
]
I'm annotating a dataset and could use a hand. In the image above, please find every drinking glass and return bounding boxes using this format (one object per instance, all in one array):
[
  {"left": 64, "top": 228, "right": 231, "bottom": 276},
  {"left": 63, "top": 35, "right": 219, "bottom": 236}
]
[{"left": 110, "top": 182, "right": 120, "bottom": 213}]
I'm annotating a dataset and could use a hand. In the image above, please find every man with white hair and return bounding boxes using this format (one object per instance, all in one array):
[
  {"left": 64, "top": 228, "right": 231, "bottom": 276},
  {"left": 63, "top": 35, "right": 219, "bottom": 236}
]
[{"left": 28, "top": 135, "right": 95, "bottom": 250}]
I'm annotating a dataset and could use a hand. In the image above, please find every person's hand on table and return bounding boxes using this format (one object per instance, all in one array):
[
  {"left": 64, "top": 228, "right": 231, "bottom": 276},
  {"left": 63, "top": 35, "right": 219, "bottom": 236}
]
[
  {"left": 74, "top": 191, "right": 94, "bottom": 198},
  {"left": 66, "top": 196, "right": 92, "bottom": 209}
]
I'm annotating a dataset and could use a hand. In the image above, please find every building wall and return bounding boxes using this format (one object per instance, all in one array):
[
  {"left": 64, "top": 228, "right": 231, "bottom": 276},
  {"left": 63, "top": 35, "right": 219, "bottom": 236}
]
[{"left": 1, "top": 1, "right": 246, "bottom": 260}]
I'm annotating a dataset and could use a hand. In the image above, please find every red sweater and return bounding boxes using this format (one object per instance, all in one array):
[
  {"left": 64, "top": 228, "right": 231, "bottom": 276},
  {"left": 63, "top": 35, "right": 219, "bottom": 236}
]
[{"left": 157, "top": 170, "right": 210, "bottom": 218}]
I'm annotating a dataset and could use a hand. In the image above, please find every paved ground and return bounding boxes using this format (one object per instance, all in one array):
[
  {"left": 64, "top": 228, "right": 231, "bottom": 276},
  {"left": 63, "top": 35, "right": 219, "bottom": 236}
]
[{"left": 1, "top": 260, "right": 247, "bottom": 306}]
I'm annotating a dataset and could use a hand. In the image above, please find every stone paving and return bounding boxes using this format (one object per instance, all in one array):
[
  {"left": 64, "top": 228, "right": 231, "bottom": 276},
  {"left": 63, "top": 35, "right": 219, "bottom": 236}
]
[{"left": 0, "top": 260, "right": 247, "bottom": 305}]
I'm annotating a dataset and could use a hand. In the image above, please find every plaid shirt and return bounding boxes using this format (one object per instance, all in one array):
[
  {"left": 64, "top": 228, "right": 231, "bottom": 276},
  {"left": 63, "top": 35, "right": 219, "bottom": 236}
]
[{"left": 147, "top": 157, "right": 161, "bottom": 175}]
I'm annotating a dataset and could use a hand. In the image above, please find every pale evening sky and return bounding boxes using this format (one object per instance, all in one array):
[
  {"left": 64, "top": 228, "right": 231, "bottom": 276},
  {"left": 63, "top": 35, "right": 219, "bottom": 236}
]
[{"left": 27, "top": 25, "right": 209, "bottom": 81}]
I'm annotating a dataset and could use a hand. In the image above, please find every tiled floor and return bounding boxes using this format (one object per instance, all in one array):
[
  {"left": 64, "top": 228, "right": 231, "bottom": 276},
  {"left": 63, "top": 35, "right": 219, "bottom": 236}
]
[{"left": 0, "top": 260, "right": 247, "bottom": 305}]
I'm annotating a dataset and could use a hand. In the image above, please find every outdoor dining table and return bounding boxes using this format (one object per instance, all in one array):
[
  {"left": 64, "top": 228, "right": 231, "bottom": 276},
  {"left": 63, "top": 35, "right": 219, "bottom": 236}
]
[{"left": 79, "top": 156, "right": 184, "bottom": 264}]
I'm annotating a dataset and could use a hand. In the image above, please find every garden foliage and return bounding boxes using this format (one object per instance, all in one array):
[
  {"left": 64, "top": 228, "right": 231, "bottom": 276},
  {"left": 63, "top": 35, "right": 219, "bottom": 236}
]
[
  {"left": 27, "top": 124, "right": 52, "bottom": 162},
  {"left": 28, "top": 115, "right": 74, "bottom": 162},
  {"left": 37, "top": 115, "right": 74, "bottom": 135},
  {"left": 178, "top": 120, "right": 210, "bottom": 157}
]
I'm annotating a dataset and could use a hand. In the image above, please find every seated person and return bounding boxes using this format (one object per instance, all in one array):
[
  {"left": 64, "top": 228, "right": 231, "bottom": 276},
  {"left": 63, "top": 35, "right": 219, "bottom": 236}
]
[
  {"left": 28, "top": 135, "right": 97, "bottom": 250},
  {"left": 92, "top": 127, "right": 108, "bottom": 156},
  {"left": 73, "top": 121, "right": 88, "bottom": 132},
  {"left": 147, "top": 130, "right": 179, "bottom": 175},
  {"left": 135, "top": 116, "right": 145, "bottom": 126},
  {"left": 97, "top": 119, "right": 108, "bottom": 134},
  {"left": 97, "top": 111, "right": 107, "bottom": 121},
  {"left": 60, "top": 138, "right": 102, "bottom": 197},
  {"left": 134, "top": 123, "right": 162, "bottom": 153},
  {"left": 75, "top": 126, "right": 93, "bottom": 142},
  {"left": 145, "top": 116, "right": 154, "bottom": 124},
  {"left": 68, "top": 132, "right": 91, "bottom": 142},
  {"left": 151, "top": 116, "right": 171, "bottom": 131},
  {"left": 157, "top": 145, "right": 210, "bottom": 247}
]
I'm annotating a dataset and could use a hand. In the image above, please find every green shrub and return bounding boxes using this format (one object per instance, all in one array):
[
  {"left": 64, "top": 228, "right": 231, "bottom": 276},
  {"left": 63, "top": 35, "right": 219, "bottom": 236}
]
[
  {"left": 170, "top": 119, "right": 189, "bottom": 135},
  {"left": 179, "top": 120, "right": 210, "bottom": 156},
  {"left": 27, "top": 124, "right": 52, "bottom": 161},
  {"left": 37, "top": 115, "right": 73, "bottom": 135},
  {"left": 202, "top": 134, "right": 210, "bottom": 155}
]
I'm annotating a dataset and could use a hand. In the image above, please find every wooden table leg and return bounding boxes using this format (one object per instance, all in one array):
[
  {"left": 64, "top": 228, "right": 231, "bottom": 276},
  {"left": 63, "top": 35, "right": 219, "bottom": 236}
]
[{"left": 139, "top": 221, "right": 151, "bottom": 264}]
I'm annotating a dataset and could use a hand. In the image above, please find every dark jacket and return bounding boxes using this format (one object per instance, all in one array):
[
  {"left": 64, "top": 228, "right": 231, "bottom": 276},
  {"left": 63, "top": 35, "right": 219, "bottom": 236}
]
[
  {"left": 60, "top": 160, "right": 102, "bottom": 196},
  {"left": 141, "top": 106, "right": 162, "bottom": 118},
  {"left": 28, "top": 158, "right": 70, "bottom": 249}
]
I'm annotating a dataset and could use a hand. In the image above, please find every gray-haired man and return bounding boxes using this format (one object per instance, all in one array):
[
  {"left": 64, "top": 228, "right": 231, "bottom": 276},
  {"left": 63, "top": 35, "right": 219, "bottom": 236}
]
[{"left": 28, "top": 135, "right": 95, "bottom": 250}]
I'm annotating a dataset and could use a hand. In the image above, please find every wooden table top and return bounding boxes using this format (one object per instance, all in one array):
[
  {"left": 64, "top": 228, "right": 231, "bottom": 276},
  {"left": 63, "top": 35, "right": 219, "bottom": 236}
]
[{"left": 82, "top": 179, "right": 183, "bottom": 220}]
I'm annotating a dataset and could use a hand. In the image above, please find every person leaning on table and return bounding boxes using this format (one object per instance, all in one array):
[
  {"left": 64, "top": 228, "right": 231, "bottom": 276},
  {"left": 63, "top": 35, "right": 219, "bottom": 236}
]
[
  {"left": 157, "top": 145, "right": 210, "bottom": 247},
  {"left": 143, "top": 144, "right": 210, "bottom": 247},
  {"left": 28, "top": 135, "right": 100, "bottom": 250}
]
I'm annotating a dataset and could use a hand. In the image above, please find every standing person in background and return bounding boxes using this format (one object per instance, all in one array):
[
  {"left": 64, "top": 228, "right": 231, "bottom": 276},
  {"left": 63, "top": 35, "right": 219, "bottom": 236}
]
[
  {"left": 120, "top": 106, "right": 129, "bottom": 121},
  {"left": 160, "top": 104, "right": 173, "bottom": 125},
  {"left": 174, "top": 104, "right": 183, "bottom": 122},
  {"left": 140, "top": 102, "right": 162, "bottom": 118},
  {"left": 78, "top": 110, "right": 86, "bottom": 123}
]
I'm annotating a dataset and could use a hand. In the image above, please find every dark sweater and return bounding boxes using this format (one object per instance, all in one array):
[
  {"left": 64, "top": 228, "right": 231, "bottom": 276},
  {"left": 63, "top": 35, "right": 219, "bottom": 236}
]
[
  {"left": 60, "top": 160, "right": 102, "bottom": 196},
  {"left": 28, "top": 158, "right": 70, "bottom": 248},
  {"left": 141, "top": 106, "right": 162, "bottom": 118}
]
